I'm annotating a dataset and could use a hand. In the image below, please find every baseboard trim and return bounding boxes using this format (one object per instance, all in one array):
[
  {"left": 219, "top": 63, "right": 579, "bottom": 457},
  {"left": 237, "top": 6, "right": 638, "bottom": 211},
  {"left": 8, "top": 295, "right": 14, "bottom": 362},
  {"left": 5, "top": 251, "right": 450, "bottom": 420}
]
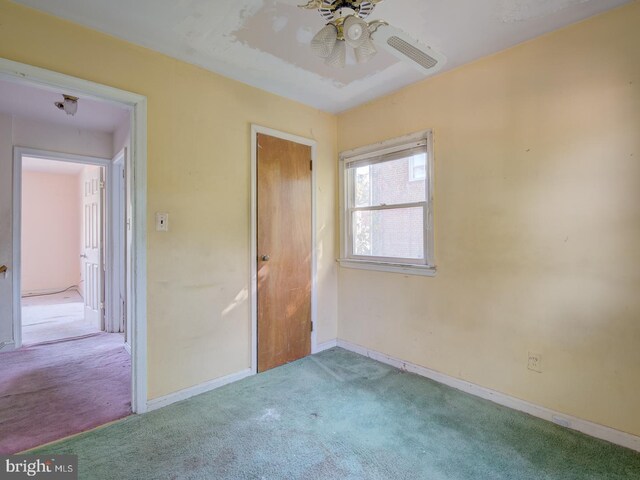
[
  {"left": 21, "top": 286, "right": 79, "bottom": 297},
  {"left": 336, "top": 339, "right": 640, "bottom": 453},
  {"left": 145, "top": 341, "right": 339, "bottom": 412},
  {"left": 146, "top": 368, "right": 253, "bottom": 412},
  {"left": 314, "top": 339, "right": 337, "bottom": 353}
]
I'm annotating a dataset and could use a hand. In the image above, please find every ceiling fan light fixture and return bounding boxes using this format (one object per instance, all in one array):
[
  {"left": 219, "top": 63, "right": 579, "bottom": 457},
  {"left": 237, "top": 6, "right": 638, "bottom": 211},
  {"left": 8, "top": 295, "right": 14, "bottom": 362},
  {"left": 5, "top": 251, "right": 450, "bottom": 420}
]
[
  {"left": 347, "top": 24, "right": 362, "bottom": 41},
  {"left": 354, "top": 36, "right": 377, "bottom": 63},
  {"left": 311, "top": 24, "right": 338, "bottom": 58},
  {"left": 301, "top": 0, "right": 447, "bottom": 74},
  {"left": 343, "top": 15, "right": 369, "bottom": 48},
  {"left": 325, "top": 40, "right": 346, "bottom": 68}
]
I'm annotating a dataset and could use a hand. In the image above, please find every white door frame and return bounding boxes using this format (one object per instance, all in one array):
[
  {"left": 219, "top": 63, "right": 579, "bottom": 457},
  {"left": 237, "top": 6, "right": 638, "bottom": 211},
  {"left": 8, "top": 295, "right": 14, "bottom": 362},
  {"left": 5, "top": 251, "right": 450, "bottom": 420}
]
[
  {"left": 13, "top": 148, "right": 113, "bottom": 343},
  {"left": 0, "top": 58, "right": 148, "bottom": 414},
  {"left": 250, "top": 124, "right": 318, "bottom": 375},
  {"left": 111, "top": 149, "right": 126, "bottom": 337}
]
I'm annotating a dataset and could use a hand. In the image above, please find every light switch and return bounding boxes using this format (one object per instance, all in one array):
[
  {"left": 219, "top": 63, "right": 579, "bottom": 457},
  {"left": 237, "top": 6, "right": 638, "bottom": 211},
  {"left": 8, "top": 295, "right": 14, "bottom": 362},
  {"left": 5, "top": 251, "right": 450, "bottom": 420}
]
[{"left": 156, "top": 213, "right": 169, "bottom": 232}]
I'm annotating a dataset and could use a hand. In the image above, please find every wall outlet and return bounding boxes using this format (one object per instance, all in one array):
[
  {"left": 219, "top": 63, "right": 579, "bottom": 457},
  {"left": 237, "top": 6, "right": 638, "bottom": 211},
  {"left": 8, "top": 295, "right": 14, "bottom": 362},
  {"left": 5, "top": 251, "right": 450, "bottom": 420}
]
[
  {"left": 156, "top": 212, "right": 169, "bottom": 232},
  {"left": 527, "top": 352, "right": 542, "bottom": 373}
]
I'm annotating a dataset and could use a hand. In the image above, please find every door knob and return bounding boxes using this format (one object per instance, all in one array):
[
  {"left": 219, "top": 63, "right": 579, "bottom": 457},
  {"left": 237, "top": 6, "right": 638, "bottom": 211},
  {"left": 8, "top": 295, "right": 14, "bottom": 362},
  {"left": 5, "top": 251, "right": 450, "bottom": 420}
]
[
  {"left": 261, "top": 255, "right": 270, "bottom": 262},
  {"left": 80, "top": 254, "right": 87, "bottom": 259},
  {"left": 0, "top": 265, "right": 7, "bottom": 274}
]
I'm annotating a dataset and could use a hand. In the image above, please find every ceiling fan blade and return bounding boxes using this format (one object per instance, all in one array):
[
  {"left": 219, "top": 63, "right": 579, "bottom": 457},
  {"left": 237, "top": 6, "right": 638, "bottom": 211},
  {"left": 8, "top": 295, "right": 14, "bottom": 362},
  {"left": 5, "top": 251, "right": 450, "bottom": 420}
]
[
  {"left": 325, "top": 40, "right": 346, "bottom": 68},
  {"left": 311, "top": 24, "right": 338, "bottom": 58},
  {"left": 371, "top": 24, "right": 446, "bottom": 75},
  {"left": 354, "top": 36, "right": 377, "bottom": 64}
]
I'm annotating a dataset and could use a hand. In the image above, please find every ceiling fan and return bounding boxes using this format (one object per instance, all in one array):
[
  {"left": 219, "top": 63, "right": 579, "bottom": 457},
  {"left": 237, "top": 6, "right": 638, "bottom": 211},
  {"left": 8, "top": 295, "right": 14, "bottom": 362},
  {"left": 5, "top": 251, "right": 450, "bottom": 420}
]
[{"left": 299, "top": 0, "right": 446, "bottom": 74}]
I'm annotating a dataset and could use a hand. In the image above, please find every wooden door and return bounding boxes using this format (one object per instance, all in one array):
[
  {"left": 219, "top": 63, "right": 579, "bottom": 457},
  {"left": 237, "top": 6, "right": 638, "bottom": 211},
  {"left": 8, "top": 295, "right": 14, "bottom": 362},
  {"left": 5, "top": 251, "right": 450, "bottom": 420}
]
[
  {"left": 81, "top": 166, "right": 104, "bottom": 330},
  {"left": 257, "top": 133, "right": 312, "bottom": 373}
]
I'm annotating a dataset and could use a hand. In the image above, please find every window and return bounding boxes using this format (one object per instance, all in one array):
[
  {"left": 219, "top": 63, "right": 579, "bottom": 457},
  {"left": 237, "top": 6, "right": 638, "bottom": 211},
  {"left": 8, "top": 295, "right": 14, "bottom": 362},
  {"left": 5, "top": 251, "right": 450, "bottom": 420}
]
[
  {"left": 339, "top": 131, "right": 435, "bottom": 276},
  {"left": 408, "top": 154, "right": 427, "bottom": 182}
]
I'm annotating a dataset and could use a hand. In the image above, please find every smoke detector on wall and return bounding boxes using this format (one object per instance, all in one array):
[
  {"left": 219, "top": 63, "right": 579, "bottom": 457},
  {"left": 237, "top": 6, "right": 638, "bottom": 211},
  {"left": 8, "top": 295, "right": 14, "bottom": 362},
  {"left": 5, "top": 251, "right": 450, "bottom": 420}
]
[
  {"left": 299, "top": 0, "right": 446, "bottom": 75},
  {"left": 55, "top": 94, "right": 79, "bottom": 116}
]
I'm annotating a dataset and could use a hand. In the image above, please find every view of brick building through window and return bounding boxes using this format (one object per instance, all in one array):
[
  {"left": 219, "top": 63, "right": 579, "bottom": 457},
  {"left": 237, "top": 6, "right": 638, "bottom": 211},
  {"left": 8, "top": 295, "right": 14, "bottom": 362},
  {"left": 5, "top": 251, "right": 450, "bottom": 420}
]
[{"left": 352, "top": 153, "right": 427, "bottom": 260}]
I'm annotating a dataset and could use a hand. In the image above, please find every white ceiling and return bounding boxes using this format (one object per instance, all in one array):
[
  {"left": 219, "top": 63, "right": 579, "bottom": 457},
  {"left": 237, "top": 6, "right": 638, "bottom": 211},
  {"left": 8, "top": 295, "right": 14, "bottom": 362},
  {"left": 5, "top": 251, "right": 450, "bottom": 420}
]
[
  {"left": 22, "top": 156, "right": 85, "bottom": 175},
  {"left": 0, "top": 78, "right": 129, "bottom": 132},
  {"left": 12, "top": 0, "right": 631, "bottom": 113}
]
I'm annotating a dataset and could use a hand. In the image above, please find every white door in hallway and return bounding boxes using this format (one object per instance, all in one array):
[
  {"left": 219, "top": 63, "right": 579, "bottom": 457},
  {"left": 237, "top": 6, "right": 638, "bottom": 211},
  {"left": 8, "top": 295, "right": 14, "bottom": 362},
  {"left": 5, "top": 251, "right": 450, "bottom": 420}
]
[{"left": 81, "top": 166, "right": 104, "bottom": 329}]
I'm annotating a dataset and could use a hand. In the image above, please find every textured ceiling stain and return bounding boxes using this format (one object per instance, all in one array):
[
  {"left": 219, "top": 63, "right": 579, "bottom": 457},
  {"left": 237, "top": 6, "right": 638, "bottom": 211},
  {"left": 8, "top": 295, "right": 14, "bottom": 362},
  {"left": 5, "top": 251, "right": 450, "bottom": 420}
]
[
  {"left": 499, "top": 0, "right": 593, "bottom": 22},
  {"left": 171, "top": 0, "right": 396, "bottom": 90},
  {"left": 232, "top": 1, "right": 398, "bottom": 86},
  {"left": 173, "top": 0, "right": 265, "bottom": 46}
]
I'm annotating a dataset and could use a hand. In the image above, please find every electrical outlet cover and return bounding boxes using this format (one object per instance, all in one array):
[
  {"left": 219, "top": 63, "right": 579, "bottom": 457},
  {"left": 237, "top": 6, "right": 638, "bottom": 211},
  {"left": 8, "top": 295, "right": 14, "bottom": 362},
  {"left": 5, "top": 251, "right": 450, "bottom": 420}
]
[{"left": 528, "top": 352, "right": 542, "bottom": 373}]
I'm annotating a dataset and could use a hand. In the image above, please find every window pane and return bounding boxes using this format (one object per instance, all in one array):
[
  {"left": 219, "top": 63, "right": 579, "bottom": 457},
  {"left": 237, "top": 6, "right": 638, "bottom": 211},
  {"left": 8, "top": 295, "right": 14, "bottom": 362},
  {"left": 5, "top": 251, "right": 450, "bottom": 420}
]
[
  {"left": 354, "top": 166, "right": 371, "bottom": 207},
  {"left": 351, "top": 152, "right": 427, "bottom": 208},
  {"left": 409, "top": 154, "right": 427, "bottom": 181},
  {"left": 353, "top": 207, "right": 424, "bottom": 260}
]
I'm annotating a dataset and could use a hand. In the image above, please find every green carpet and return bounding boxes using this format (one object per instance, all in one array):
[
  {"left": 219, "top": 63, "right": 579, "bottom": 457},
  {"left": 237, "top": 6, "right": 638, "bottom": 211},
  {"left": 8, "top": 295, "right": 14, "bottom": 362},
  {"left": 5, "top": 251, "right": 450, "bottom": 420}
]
[{"left": 32, "top": 348, "right": 639, "bottom": 479}]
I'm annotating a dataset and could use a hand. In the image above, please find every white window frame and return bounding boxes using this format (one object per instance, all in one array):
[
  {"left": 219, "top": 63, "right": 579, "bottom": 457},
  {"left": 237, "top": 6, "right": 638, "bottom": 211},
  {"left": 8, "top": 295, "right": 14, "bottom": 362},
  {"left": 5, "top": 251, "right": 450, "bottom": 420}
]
[{"left": 339, "top": 130, "right": 436, "bottom": 277}]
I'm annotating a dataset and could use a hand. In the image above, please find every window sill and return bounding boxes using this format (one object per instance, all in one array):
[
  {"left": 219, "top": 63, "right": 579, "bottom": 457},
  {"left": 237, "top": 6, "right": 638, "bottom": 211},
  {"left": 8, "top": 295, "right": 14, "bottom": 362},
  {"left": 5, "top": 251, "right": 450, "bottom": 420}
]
[{"left": 337, "top": 259, "right": 437, "bottom": 277}]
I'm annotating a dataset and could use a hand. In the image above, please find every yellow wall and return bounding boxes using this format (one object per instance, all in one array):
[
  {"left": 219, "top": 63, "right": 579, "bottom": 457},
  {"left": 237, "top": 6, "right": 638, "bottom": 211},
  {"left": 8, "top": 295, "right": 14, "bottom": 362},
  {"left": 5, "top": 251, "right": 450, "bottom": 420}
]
[
  {"left": 2, "top": 0, "right": 638, "bottom": 437},
  {"left": 337, "top": 2, "right": 640, "bottom": 436},
  {"left": 21, "top": 170, "right": 81, "bottom": 294},
  {"left": 0, "top": 0, "right": 338, "bottom": 399}
]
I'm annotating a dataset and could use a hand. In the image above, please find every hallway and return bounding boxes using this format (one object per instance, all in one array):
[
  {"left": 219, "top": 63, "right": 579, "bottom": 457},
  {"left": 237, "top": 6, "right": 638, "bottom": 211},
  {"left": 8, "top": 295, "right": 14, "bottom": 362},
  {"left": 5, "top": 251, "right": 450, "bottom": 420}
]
[{"left": 0, "top": 333, "right": 131, "bottom": 454}]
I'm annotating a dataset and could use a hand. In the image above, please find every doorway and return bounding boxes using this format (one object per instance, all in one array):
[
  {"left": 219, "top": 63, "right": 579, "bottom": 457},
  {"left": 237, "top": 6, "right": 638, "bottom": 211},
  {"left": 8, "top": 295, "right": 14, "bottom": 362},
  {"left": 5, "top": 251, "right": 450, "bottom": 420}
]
[
  {"left": 17, "top": 152, "right": 119, "bottom": 347},
  {"left": 0, "top": 57, "right": 148, "bottom": 430},
  {"left": 0, "top": 58, "right": 147, "bottom": 415},
  {"left": 2, "top": 144, "right": 131, "bottom": 454},
  {"left": 251, "top": 126, "right": 319, "bottom": 373},
  {"left": 19, "top": 156, "right": 106, "bottom": 345}
]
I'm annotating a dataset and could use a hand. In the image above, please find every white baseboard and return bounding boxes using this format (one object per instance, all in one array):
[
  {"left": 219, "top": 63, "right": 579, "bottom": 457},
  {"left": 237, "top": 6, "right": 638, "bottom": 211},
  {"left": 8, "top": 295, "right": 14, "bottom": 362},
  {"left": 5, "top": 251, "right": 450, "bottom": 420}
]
[
  {"left": 21, "top": 286, "right": 79, "bottom": 297},
  {"left": 314, "top": 339, "right": 337, "bottom": 353},
  {"left": 145, "top": 342, "right": 340, "bottom": 413},
  {"left": 146, "top": 368, "right": 253, "bottom": 412},
  {"left": 336, "top": 339, "right": 640, "bottom": 453}
]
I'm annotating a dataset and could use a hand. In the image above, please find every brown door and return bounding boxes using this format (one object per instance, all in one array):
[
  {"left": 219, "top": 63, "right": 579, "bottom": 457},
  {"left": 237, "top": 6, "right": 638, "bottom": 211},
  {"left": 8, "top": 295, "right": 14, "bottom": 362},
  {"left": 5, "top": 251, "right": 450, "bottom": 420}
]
[{"left": 257, "top": 133, "right": 312, "bottom": 373}]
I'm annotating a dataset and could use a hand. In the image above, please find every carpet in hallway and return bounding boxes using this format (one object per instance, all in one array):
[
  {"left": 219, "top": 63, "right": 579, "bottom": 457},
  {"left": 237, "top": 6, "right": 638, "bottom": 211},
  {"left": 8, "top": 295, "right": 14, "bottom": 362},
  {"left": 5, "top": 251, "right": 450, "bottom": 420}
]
[
  {"left": 0, "top": 333, "right": 131, "bottom": 454},
  {"left": 31, "top": 348, "right": 639, "bottom": 479}
]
